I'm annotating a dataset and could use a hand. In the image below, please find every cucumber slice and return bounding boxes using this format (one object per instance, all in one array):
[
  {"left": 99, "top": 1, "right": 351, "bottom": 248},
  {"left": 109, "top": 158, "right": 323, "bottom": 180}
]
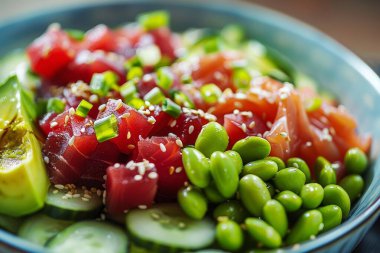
[
  {"left": 126, "top": 203, "right": 215, "bottom": 252},
  {"left": 44, "top": 186, "right": 103, "bottom": 220},
  {"left": 18, "top": 213, "right": 72, "bottom": 245},
  {"left": 46, "top": 221, "right": 128, "bottom": 253},
  {"left": 0, "top": 213, "right": 24, "bottom": 233}
]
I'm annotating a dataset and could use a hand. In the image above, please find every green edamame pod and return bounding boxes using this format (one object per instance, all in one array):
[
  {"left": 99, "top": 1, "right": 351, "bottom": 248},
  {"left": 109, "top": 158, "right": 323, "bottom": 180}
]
[
  {"left": 285, "top": 210, "right": 323, "bottom": 245},
  {"left": 265, "top": 156, "right": 286, "bottom": 171},
  {"left": 239, "top": 175, "right": 271, "bottom": 216},
  {"left": 322, "top": 185, "right": 351, "bottom": 218},
  {"left": 195, "top": 122, "right": 229, "bottom": 157},
  {"left": 275, "top": 191, "right": 302, "bottom": 212},
  {"left": 266, "top": 182, "right": 276, "bottom": 197},
  {"left": 318, "top": 166, "right": 336, "bottom": 187},
  {"left": 300, "top": 183, "right": 324, "bottom": 209},
  {"left": 182, "top": 148, "right": 211, "bottom": 188},
  {"left": 242, "top": 160, "right": 278, "bottom": 181},
  {"left": 216, "top": 219, "right": 243, "bottom": 251},
  {"left": 204, "top": 182, "right": 226, "bottom": 204},
  {"left": 273, "top": 168, "right": 306, "bottom": 194},
  {"left": 339, "top": 174, "right": 364, "bottom": 202},
  {"left": 344, "top": 147, "right": 368, "bottom": 174},
  {"left": 245, "top": 218, "right": 282, "bottom": 249},
  {"left": 178, "top": 186, "right": 208, "bottom": 220},
  {"left": 225, "top": 150, "right": 243, "bottom": 175},
  {"left": 213, "top": 200, "right": 249, "bottom": 223},
  {"left": 232, "top": 136, "right": 271, "bottom": 164},
  {"left": 210, "top": 152, "right": 239, "bottom": 198},
  {"left": 262, "top": 200, "right": 288, "bottom": 237},
  {"left": 287, "top": 157, "right": 311, "bottom": 183},
  {"left": 318, "top": 205, "right": 342, "bottom": 232}
]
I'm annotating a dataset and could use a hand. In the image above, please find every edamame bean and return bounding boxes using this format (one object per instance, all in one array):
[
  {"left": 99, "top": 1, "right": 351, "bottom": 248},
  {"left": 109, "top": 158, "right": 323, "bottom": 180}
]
[
  {"left": 182, "top": 147, "right": 211, "bottom": 188},
  {"left": 275, "top": 191, "right": 302, "bottom": 212},
  {"left": 263, "top": 200, "right": 288, "bottom": 237},
  {"left": 204, "top": 182, "right": 226, "bottom": 204},
  {"left": 178, "top": 186, "right": 208, "bottom": 220},
  {"left": 266, "top": 182, "right": 275, "bottom": 197},
  {"left": 314, "top": 157, "right": 336, "bottom": 187},
  {"left": 344, "top": 147, "right": 368, "bottom": 174},
  {"left": 266, "top": 156, "right": 286, "bottom": 171},
  {"left": 195, "top": 122, "right": 229, "bottom": 157},
  {"left": 317, "top": 205, "right": 342, "bottom": 232},
  {"left": 225, "top": 150, "right": 243, "bottom": 175},
  {"left": 242, "top": 160, "right": 278, "bottom": 181},
  {"left": 300, "top": 183, "right": 324, "bottom": 209},
  {"left": 339, "top": 174, "right": 364, "bottom": 202},
  {"left": 213, "top": 200, "right": 249, "bottom": 223},
  {"left": 245, "top": 218, "right": 282, "bottom": 249},
  {"left": 322, "top": 185, "right": 351, "bottom": 218},
  {"left": 287, "top": 157, "right": 311, "bottom": 183},
  {"left": 210, "top": 152, "right": 239, "bottom": 198},
  {"left": 239, "top": 174, "right": 271, "bottom": 216},
  {"left": 216, "top": 219, "right": 243, "bottom": 251},
  {"left": 273, "top": 168, "right": 306, "bottom": 194},
  {"left": 232, "top": 136, "right": 271, "bottom": 164},
  {"left": 285, "top": 210, "right": 323, "bottom": 245}
]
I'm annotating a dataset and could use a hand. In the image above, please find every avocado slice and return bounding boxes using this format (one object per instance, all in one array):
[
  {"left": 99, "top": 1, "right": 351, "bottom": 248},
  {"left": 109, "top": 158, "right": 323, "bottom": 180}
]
[{"left": 0, "top": 75, "right": 49, "bottom": 217}]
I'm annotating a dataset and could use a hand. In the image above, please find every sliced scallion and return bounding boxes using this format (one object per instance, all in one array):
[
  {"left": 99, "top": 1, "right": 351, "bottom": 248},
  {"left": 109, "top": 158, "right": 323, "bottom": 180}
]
[
  {"left": 181, "top": 74, "right": 193, "bottom": 84},
  {"left": 173, "top": 91, "right": 195, "bottom": 109},
  {"left": 156, "top": 67, "right": 174, "bottom": 90},
  {"left": 127, "top": 67, "right": 143, "bottom": 81},
  {"left": 138, "top": 10, "right": 169, "bottom": 31},
  {"left": 120, "top": 81, "right": 138, "bottom": 103},
  {"left": 220, "top": 24, "right": 245, "bottom": 46},
  {"left": 65, "top": 29, "right": 85, "bottom": 41},
  {"left": 143, "top": 87, "right": 166, "bottom": 105},
  {"left": 305, "top": 97, "right": 322, "bottom": 112},
  {"left": 136, "top": 45, "right": 161, "bottom": 67},
  {"left": 162, "top": 98, "right": 181, "bottom": 118},
  {"left": 124, "top": 56, "right": 141, "bottom": 70},
  {"left": 90, "top": 71, "right": 118, "bottom": 97},
  {"left": 200, "top": 84, "right": 222, "bottom": 104},
  {"left": 94, "top": 114, "right": 118, "bottom": 143},
  {"left": 75, "top": 100, "right": 93, "bottom": 118},
  {"left": 47, "top": 98, "right": 66, "bottom": 114},
  {"left": 128, "top": 98, "right": 145, "bottom": 110},
  {"left": 232, "top": 68, "right": 251, "bottom": 90}
]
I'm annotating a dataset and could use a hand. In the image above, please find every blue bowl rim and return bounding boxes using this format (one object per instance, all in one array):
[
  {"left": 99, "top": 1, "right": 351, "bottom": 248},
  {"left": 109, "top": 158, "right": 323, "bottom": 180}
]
[{"left": 0, "top": 0, "right": 379, "bottom": 252}]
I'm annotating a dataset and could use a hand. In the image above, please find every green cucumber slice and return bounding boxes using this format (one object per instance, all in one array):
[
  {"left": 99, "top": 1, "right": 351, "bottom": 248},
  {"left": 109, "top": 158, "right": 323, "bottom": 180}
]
[
  {"left": 18, "top": 213, "right": 72, "bottom": 245},
  {"left": 44, "top": 186, "right": 103, "bottom": 220},
  {"left": 46, "top": 221, "right": 128, "bottom": 253},
  {"left": 0, "top": 213, "right": 24, "bottom": 233},
  {"left": 126, "top": 203, "right": 215, "bottom": 252}
]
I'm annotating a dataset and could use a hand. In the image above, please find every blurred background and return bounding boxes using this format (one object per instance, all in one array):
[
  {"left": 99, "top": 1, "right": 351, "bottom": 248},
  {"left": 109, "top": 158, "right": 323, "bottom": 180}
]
[{"left": 0, "top": 0, "right": 379, "bottom": 252}]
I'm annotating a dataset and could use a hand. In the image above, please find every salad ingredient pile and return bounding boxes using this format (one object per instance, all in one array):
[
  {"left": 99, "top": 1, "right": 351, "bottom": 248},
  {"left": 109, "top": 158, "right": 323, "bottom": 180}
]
[{"left": 0, "top": 10, "right": 371, "bottom": 253}]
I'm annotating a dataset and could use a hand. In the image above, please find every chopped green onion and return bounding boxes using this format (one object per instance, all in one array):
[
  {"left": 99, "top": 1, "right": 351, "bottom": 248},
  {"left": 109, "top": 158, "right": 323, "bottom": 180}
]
[
  {"left": 127, "top": 67, "right": 143, "bottom": 81},
  {"left": 173, "top": 91, "right": 195, "bottom": 109},
  {"left": 75, "top": 100, "right": 93, "bottom": 118},
  {"left": 203, "top": 37, "right": 221, "bottom": 53},
  {"left": 124, "top": 56, "right": 142, "bottom": 70},
  {"left": 47, "top": 98, "right": 66, "bottom": 113},
  {"left": 138, "top": 10, "right": 169, "bottom": 31},
  {"left": 156, "top": 67, "right": 174, "bottom": 90},
  {"left": 120, "top": 80, "right": 138, "bottom": 103},
  {"left": 220, "top": 24, "right": 245, "bottom": 46},
  {"left": 267, "top": 69, "right": 291, "bottom": 83},
  {"left": 143, "top": 87, "right": 166, "bottom": 105},
  {"left": 181, "top": 74, "right": 193, "bottom": 84},
  {"left": 200, "top": 84, "right": 222, "bottom": 104},
  {"left": 136, "top": 45, "right": 161, "bottom": 67},
  {"left": 90, "top": 71, "right": 118, "bottom": 97},
  {"left": 305, "top": 97, "right": 322, "bottom": 112},
  {"left": 155, "top": 56, "right": 172, "bottom": 69},
  {"left": 94, "top": 114, "right": 118, "bottom": 142},
  {"left": 65, "top": 29, "right": 85, "bottom": 41},
  {"left": 232, "top": 68, "right": 251, "bottom": 90},
  {"left": 162, "top": 98, "right": 181, "bottom": 118},
  {"left": 128, "top": 98, "right": 145, "bottom": 109}
]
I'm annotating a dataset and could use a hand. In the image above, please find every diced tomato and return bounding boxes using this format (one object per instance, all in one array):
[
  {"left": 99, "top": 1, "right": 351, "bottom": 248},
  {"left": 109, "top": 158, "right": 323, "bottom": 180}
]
[
  {"left": 224, "top": 113, "right": 268, "bottom": 148},
  {"left": 137, "top": 137, "right": 187, "bottom": 200},
  {"left": 106, "top": 161, "right": 158, "bottom": 218},
  {"left": 82, "top": 25, "right": 116, "bottom": 52},
  {"left": 27, "top": 25, "right": 77, "bottom": 79},
  {"left": 52, "top": 50, "right": 126, "bottom": 85}
]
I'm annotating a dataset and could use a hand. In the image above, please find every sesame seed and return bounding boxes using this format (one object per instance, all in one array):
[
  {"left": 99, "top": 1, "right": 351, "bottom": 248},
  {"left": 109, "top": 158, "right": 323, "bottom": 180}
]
[
  {"left": 168, "top": 133, "right": 177, "bottom": 138},
  {"left": 280, "top": 132, "right": 288, "bottom": 138},
  {"left": 266, "top": 121, "right": 273, "bottom": 128},
  {"left": 148, "top": 116, "right": 156, "bottom": 124},
  {"left": 241, "top": 111, "right": 253, "bottom": 117},
  {"left": 170, "top": 120, "right": 177, "bottom": 127},
  {"left": 233, "top": 109, "right": 240, "bottom": 115},
  {"left": 80, "top": 127, "right": 86, "bottom": 133},
  {"left": 134, "top": 175, "right": 143, "bottom": 181},
  {"left": 148, "top": 172, "right": 158, "bottom": 179},
  {"left": 83, "top": 194, "right": 92, "bottom": 199},
  {"left": 169, "top": 166, "right": 175, "bottom": 175},
  {"left": 68, "top": 136, "right": 75, "bottom": 146},
  {"left": 44, "top": 156, "right": 50, "bottom": 164},
  {"left": 50, "top": 122, "right": 58, "bottom": 128},
  {"left": 306, "top": 141, "right": 312, "bottom": 147},
  {"left": 176, "top": 139, "right": 183, "bottom": 147},
  {"left": 82, "top": 197, "right": 89, "bottom": 202},
  {"left": 115, "top": 100, "right": 123, "bottom": 110},
  {"left": 188, "top": 125, "right": 195, "bottom": 134},
  {"left": 64, "top": 115, "right": 69, "bottom": 125},
  {"left": 53, "top": 190, "right": 59, "bottom": 194},
  {"left": 241, "top": 123, "right": 247, "bottom": 133},
  {"left": 175, "top": 167, "right": 183, "bottom": 173},
  {"left": 126, "top": 131, "right": 131, "bottom": 140},
  {"left": 160, "top": 143, "right": 167, "bottom": 152},
  {"left": 138, "top": 205, "right": 147, "bottom": 209},
  {"left": 149, "top": 105, "right": 155, "bottom": 111},
  {"left": 89, "top": 94, "right": 99, "bottom": 103},
  {"left": 62, "top": 196, "right": 69, "bottom": 200},
  {"left": 69, "top": 107, "right": 75, "bottom": 115},
  {"left": 249, "top": 121, "right": 256, "bottom": 129},
  {"left": 138, "top": 165, "right": 146, "bottom": 175},
  {"left": 123, "top": 210, "right": 129, "bottom": 214},
  {"left": 121, "top": 112, "right": 130, "bottom": 118},
  {"left": 54, "top": 184, "right": 64, "bottom": 190},
  {"left": 98, "top": 104, "right": 106, "bottom": 112},
  {"left": 114, "top": 163, "right": 121, "bottom": 168},
  {"left": 73, "top": 194, "right": 81, "bottom": 198},
  {"left": 128, "top": 144, "right": 136, "bottom": 150}
]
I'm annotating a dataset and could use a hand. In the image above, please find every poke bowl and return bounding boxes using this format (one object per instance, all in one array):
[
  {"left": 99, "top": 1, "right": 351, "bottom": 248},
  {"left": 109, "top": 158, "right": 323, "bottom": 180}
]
[{"left": 0, "top": 0, "right": 379, "bottom": 253}]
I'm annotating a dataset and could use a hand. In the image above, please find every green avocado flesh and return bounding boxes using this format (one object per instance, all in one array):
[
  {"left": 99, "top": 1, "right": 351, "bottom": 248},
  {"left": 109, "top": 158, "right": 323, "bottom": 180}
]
[{"left": 0, "top": 76, "right": 48, "bottom": 217}]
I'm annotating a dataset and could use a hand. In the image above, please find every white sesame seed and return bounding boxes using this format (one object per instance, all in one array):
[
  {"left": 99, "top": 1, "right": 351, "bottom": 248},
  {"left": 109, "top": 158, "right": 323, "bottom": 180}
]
[
  {"left": 233, "top": 109, "right": 240, "bottom": 115},
  {"left": 114, "top": 163, "right": 121, "bottom": 168},
  {"left": 80, "top": 127, "right": 86, "bottom": 133},
  {"left": 50, "top": 122, "right": 58, "bottom": 128},
  {"left": 98, "top": 104, "right": 106, "bottom": 112},
  {"left": 148, "top": 172, "right": 158, "bottom": 179},
  {"left": 121, "top": 112, "right": 130, "bottom": 118},
  {"left": 138, "top": 205, "right": 147, "bottom": 209},
  {"left": 115, "top": 100, "right": 123, "bottom": 110},
  {"left": 134, "top": 174, "right": 143, "bottom": 181},
  {"left": 266, "top": 121, "right": 273, "bottom": 128},
  {"left": 73, "top": 194, "right": 81, "bottom": 198},
  {"left": 175, "top": 167, "right": 183, "bottom": 173},
  {"left": 64, "top": 115, "right": 69, "bottom": 125},
  {"left": 54, "top": 184, "right": 65, "bottom": 190},
  {"left": 62, "top": 196, "right": 69, "bottom": 200},
  {"left": 53, "top": 190, "right": 59, "bottom": 194},
  {"left": 68, "top": 136, "right": 75, "bottom": 146},
  {"left": 149, "top": 105, "right": 155, "bottom": 111},
  {"left": 82, "top": 197, "right": 89, "bottom": 202},
  {"left": 170, "top": 120, "right": 177, "bottom": 127},
  {"left": 160, "top": 143, "right": 167, "bottom": 152},
  {"left": 249, "top": 121, "right": 256, "bottom": 129},
  {"left": 148, "top": 116, "right": 156, "bottom": 124},
  {"left": 241, "top": 111, "right": 253, "bottom": 117},
  {"left": 188, "top": 125, "right": 195, "bottom": 134},
  {"left": 83, "top": 194, "right": 92, "bottom": 199},
  {"left": 89, "top": 94, "right": 99, "bottom": 103},
  {"left": 306, "top": 141, "right": 312, "bottom": 147},
  {"left": 123, "top": 210, "right": 129, "bottom": 214},
  {"left": 44, "top": 156, "right": 50, "bottom": 164},
  {"left": 138, "top": 165, "right": 146, "bottom": 175},
  {"left": 69, "top": 107, "right": 75, "bottom": 115},
  {"left": 241, "top": 123, "right": 247, "bottom": 133},
  {"left": 168, "top": 133, "right": 177, "bottom": 138},
  {"left": 128, "top": 144, "right": 135, "bottom": 150},
  {"left": 127, "top": 131, "right": 131, "bottom": 140},
  {"left": 175, "top": 139, "right": 183, "bottom": 147},
  {"left": 280, "top": 132, "right": 288, "bottom": 137}
]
